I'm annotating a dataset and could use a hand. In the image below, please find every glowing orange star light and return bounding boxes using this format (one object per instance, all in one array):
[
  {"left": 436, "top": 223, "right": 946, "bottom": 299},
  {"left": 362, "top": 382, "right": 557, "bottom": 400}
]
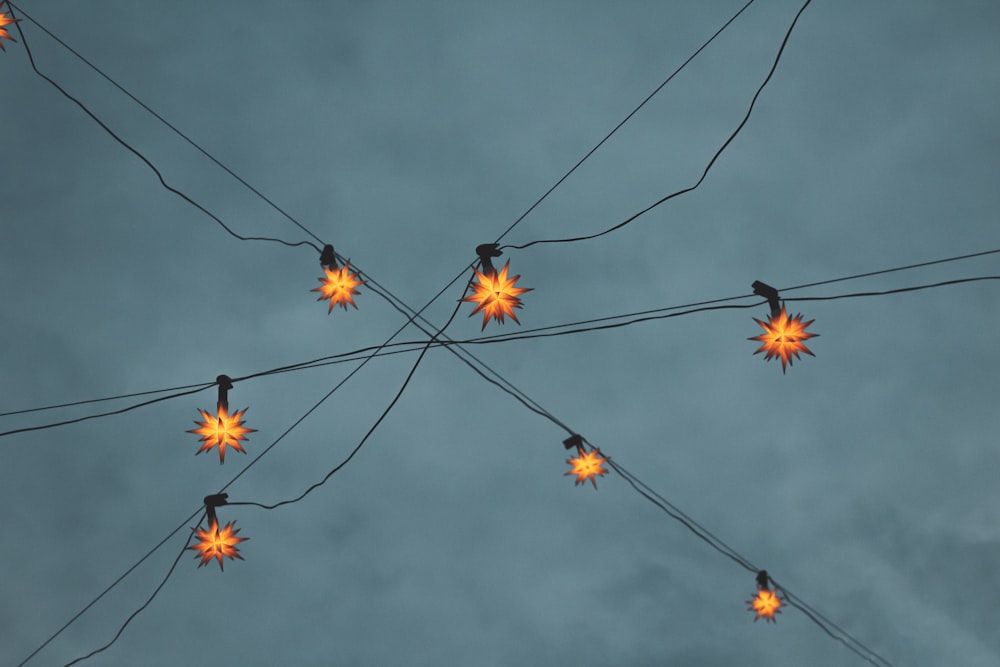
[
  {"left": 189, "top": 519, "right": 248, "bottom": 571},
  {"left": 749, "top": 306, "right": 818, "bottom": 372},
  {"left": 462, "top": 260, "right": 532, "bottom": 330},
  {"left": 747, "top": 587, "right": 784, "bottom": 623},
  {"left": 0, "top": 1, "right": 19, "bottom": 51},
  {"left": 188, "top": 404, "right": 256, "bottom": 463},
  {"left": 313, "top": 261, "right": 363, "bottom": 312},
  {"left": 565, "top": 446, "right": 608, "bottom": 489}
]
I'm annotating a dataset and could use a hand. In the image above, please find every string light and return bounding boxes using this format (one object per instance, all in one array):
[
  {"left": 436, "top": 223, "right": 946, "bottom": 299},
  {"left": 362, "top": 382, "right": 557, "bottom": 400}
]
[
  {"left": 747, "top": 571, "right": 784, "bottom": 623},
  {"left": 749, "top": 281, "right": 818, "bottom": 372},
  {"left": 463, "top": 245, "right": 532, "bottom": 330},
  {"left": 313, "top": 244, "right": 363, "bottom": 312},
  {"left": 187, "top": 375, "right": 256, "bottom": 464},
  {"left": 563, "top": 435, "right": 608, "bottom": 489}
]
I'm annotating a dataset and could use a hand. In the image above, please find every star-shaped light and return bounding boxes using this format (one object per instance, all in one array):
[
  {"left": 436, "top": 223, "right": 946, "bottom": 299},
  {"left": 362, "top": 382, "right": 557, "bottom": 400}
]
[
  {"left": 189, "top": 519, "right": 248, "bottom": 571},
  {"left": 565, "top": 446, "right": 608, "bottom": 489},
  {"left": 749, "top": 306, "right": 818, "bottom": 372},
  {"left": 462, "top": 260, "right": 532, "bottom": 330},
  {"left": 188, "top": 404, "right": 256, "bottom": 463},
  {"left": 0, "top": 1, "right": 19, "bottom": 51},
  {"left": 747, "top": 587, "right": 783, "bottom": 623},
  {"left": 313, "top": 261, "right": 363, "bottom": 312}
]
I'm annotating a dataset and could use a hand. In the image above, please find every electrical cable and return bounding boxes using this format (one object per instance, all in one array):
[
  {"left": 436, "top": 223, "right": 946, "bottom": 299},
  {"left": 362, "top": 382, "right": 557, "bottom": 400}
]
[
  {"left": 595, "top": 440, "right": 893, "bottom": 666},
  {"left": 16, "top": 508, "right": 203, "bottom": 667},
  {"left": 227, "top": 320, "right": 440, "bottom": 510},
  {"left": 6, "top": 1, "right": 326, "bottom": 249},
  {"left": 61, "top": 515, "right": 204, "bottom": 667},
  {"left": 7, "top": 0, "right": 759, "bottom": 262},
  {"left": 491, "top": 0, "right": 759, "bottom": 245},
  {"left": 0, "top": 382, "right": 214, "bottom": 418},
  {"left": 501, "top": 0, "right": 813, "bottom": 251},
  {"left": 7, "top": 5, "right": 320, "bottom": 253},
  {"left": 7, "top": 271, "right": 999, "bottom": 439},
  {"left": 770, "top": 577, "right": 893, "bottom": 667},
  {"left": 15, "top": 274, "right": 475, "bottom": 664},
  {"left": 0, "top": 384, "right": 213, "bottom": 440}
]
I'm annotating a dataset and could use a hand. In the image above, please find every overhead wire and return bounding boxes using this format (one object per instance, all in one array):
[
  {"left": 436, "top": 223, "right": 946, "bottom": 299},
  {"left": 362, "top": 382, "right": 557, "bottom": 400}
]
[
  {"left": 24, "top": 284, "right": 476, "bottom": 665},
  {"left": 491, "top": 0, "right": 759, "bottom": 245},
  {"left": 6, "top": 1, "right": 326, "bottom": 249},
  {"left": 15, "top": 508, "right": 203, "bottom": 667},
  {"left": 0, "top": 384, "right": 214, "bottom": 440},
  {"left": 61, "top": 515, "right": 204, "bottom": 667},
  {"left": 6, "top": 271, "right": 1000, "bottom": 440},
  {"left": 0, "top": 382, "right": 215, "bottom": 418},
  {"left": 6, "top": 4, "right": 320, "bottom": 253},
  {"left": 501, "top": 0, "right": 813, "bottom": 251}
]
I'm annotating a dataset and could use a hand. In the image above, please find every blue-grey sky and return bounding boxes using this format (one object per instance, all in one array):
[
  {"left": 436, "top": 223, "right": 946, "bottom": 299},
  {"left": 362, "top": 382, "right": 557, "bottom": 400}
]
[{"left": 2, "top": 1, "right": 999, "bottom": 665}]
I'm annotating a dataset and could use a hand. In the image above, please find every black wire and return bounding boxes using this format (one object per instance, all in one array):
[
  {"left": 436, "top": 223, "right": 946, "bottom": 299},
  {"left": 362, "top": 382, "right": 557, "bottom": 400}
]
[
  {"left": 602, "top": 455, "right": 758, "bottom": 573},
  {"left": 62, "top": 515, "right": 205, "bottom": 667},
  {"left": 603, "top": 447, "right": 893, "bottom": 666},
  {"left": 16, "top": 275, "right": 476, "bottom": 665},
  {"left": 16, "top": 508, "right": 203, "bottom": 667},
  {"left": 8, "top": 272, "right": 1000, "bottom": 435},
  {"left": 0, "top": 385, "right": 213, "bottom": 440},
  {"left": 492, "top": 0, "right": 758, "bottom": 245},
  {"left": 502, "top": 0, "right": 813, "bottom": 250},
  {"left": 779, "top": 268, "right": 1000, "bottom": 294},
  {"left": 0, "top": 382, "right": 214, "bottom": 418},
  {"left": 771, "top": 579, "right": 894, "bottom": 667},
  {"left": 227, "top": 290, "right": 470, "bottom": 510},
  {"left": 6, "top": 1, "right": 327, "bottom": 250},
  {"left": 7, "top": 7, "right": 320, "bottom": 253}
]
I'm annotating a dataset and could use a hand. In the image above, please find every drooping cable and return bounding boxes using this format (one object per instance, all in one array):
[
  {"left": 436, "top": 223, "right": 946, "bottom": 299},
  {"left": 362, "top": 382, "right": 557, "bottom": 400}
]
[
  {"left": 61, "top": 515, "right": 204, "bottom": 667},
  {"left": 502, "top": 0, "right": 813, "bottom": 250},
  {"left": 6, "top": 1, "right": 326, "bottom": 249},
  {"left": 16, "top": 508, "right": 203, "bottom": 667},
  {"left": 492, "top": 0, "right": 759, "bottom": 245},
  {"left": 7, "top": 6, "right": 320, "bottom": 253}
]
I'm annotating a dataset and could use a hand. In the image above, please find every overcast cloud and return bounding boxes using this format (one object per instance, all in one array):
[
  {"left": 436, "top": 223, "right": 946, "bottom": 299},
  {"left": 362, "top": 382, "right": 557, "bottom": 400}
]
[{"left": 2, "top": 1, "right": 999, "bottom": 665}]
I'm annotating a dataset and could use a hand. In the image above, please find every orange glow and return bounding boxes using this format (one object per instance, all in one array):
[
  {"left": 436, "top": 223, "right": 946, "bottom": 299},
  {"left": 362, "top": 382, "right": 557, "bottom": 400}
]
[
  {"left": 188, "top": 404, "right": 256, "bottom": 463},
  {"left": 190, "top": 519, "right": 247, "bottom": 570},
  {"left": 565, "top": 446, "right": 608, "bottom": 489},
  {"left": 462, "top": 260, "right": 532, "bottom": 330},
  {"left": 747, "top": 587, "right": 783, "bottom": 623},
  {"left": 313, "top": 262, "right": 363, "bottom": 312},
  {"left": 749, "top": 306, "right": 818, "bottom": 372},
  {"left": 0, "top": 2, "right": 18, "bottom": 51}
]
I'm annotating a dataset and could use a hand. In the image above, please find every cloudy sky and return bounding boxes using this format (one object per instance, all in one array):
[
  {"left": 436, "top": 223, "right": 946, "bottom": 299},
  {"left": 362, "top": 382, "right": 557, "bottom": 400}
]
[{"left": 2, "top": 1, "right": 998, "bottom": 665}]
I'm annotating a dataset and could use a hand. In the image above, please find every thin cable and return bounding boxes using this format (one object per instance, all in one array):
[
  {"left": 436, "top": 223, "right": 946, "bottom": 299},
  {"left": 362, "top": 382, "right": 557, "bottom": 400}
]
[
  {"left": 784, "top": 276, "right": 1000, "bottom": 302},
  {"left": 9, "top": 270, "right": 999, "bottom": 433},
  {"left": 771, "top": 578, "right": 893, "bottom": 667},
  {"left": 0, "top": 385, "right": 213, "bottom": 440},
  {"left": 7, "top": 8, "right": 319, "bottom": 253},
  {"left": 228, "top": 290, "right": 469, "bottom": 509},
  {"left": 602, "top": 455, "right": 758, "bottom": 573},
  {"left": 16, "top": 508, "right": 202, "bottom": 667},
  {"left": 6, "top": 1, "right": 326, "bottom": 249},
  {"left": 62, "top": 515, "right": 204, "bottom": 667},
  {"left": 502, "top": 0, "right": 813, "bottom": 250},
  {"left": 600, "top": 445, "right": 892, "bottom": 665},
  {"left": 780, "top": 248, "right": 1000, "bottom": 292},
  {"left": 0, "top": 382, "right": 213, "bottom": 418},
  {"left": 16, "top": 275, "right": 475, "bottom": 664},
  {"left": 492, "top": 0, "right": 758, "bottom": 245}
]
